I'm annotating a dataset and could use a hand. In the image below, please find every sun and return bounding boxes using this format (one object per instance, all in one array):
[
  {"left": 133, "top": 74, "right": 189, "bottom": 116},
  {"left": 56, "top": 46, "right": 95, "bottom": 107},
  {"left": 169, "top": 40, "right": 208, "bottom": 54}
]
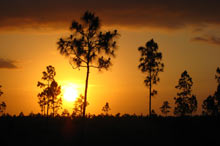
[{"left": 62, "top": 84, "right": 78, "bottom": 102}]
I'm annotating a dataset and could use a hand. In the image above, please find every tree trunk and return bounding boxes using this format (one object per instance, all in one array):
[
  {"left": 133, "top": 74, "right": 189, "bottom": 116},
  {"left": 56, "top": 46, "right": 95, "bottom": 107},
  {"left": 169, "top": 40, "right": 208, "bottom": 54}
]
[
  {"left": 43, "top": 105, "right": 45, "bottom": 116},
  {"left": 83, "top": 66, "right": 90, "bottom": 118},
  {"left": 52, "top": 96, "right": 55, "bottom": 117},
  {"left": 47, "top": 81, "right": 50, "bottom": 117},
  {"left": 149, "top": 71, "right": 152, "bottom": 117},
  {"left": 47, "top": 102, "right": 49, "bottom": 117}
]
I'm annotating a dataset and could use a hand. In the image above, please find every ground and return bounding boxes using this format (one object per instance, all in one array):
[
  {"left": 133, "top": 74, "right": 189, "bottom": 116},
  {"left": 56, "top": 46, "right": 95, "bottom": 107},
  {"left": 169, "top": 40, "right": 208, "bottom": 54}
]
[{"left": 0, "top": 115, "right": 219, "bottom": 145}]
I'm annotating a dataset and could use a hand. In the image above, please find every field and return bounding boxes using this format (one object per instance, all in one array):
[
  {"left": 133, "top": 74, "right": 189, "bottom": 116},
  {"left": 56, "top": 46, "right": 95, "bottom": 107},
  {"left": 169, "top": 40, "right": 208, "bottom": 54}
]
[{"left": 0, "top": 115, "right": 219, "bottom": 145}]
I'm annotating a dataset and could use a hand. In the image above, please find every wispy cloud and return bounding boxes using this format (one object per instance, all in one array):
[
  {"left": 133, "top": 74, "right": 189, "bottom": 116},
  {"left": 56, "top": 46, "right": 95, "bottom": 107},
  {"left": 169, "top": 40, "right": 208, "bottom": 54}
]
[
  {"left": 192, "top": 28, "right": 204, "bottom": 33},
  {"left": 0, "top": 58, "right": 18, "bottom": 69},
  {"left": 191, "top": 35, "right": 220, "bottom": 46},
  {"left": 0, "top": 0, "right": 220, "bottom": 30}
]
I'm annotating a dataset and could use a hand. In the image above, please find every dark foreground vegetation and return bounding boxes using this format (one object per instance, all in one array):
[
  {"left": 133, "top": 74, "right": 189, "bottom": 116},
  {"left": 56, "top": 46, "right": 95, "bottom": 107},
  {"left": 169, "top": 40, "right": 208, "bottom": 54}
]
[{"left": 0, "top": 115, "right": 220, "bottom": 146}]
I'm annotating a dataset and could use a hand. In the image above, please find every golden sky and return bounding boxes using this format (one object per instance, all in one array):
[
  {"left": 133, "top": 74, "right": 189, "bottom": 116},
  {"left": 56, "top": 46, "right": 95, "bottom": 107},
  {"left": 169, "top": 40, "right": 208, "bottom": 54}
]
[{"left": 0, "top": 0, "right": 220, "bottom": 116}]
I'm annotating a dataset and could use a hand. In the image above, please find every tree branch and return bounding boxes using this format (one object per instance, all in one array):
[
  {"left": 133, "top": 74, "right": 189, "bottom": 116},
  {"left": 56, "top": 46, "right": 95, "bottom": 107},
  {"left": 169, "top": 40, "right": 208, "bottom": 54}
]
[
  {"left": 70, "top": 46, "right": 87, "bottom": 64},
  {"left": 89, "top": 65, "right": 99, "bottom": 68},
  {"left": 69, "top": 61, "right": 87, "bottom": 70}
]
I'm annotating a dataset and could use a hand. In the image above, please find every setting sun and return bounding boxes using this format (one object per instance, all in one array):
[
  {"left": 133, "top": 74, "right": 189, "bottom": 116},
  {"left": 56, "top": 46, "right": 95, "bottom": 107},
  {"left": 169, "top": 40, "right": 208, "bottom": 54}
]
[{"left": 62, "top": 84, "right": 78, "bottom": 102}]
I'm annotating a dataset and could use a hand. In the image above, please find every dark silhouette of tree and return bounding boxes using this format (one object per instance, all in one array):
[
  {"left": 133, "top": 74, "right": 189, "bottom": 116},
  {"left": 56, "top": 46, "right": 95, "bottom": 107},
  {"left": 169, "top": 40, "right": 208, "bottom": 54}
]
[
  {"left": 202, "top": 95, "right": 217, "bottom": 116},
  {"left": 57, "top": 11, "right": 119, "bottom": 118},
  {"left": 0, "top": 85, "right": 2, "bottom": 96},
  {"left": 202, "top": 67, "right": 220, "bottom": 116},
  {"left": 37, "top": 65, "right": 62, "bottom": 117},
  {"left": 215, "top": 67, "right": 220, "bottom": 83},
  {"left": 160, "top": 101, "right": 171, "bottom": 116},
  {"left": 115, "top": 113, "right": 121, "bottom": 118},
  {"left": 72, "top": 95, "right": 89, "bottom": 117},
  {"left": 49, "top": 80, "right": 62, "bottom": 117},
  {"left": 28, "top": 112, "right": 35, "bottom": 117},
  {"left": 37, "top": 65, "right": 55, "bottom": 116},
  {"left": 151, "top": 109, "right": 157, "bottom": 117},
  {"left": 174, "top": 71, "right": 197, "bottom": 116},
  {"left": 19, "top": 112, "right": 24, "bottom": 117},
  {"left": 0, "top": 85, "right": 6, "bottom": 114},
  {"left": 215, "top": 68, "right": 220, "bottom": 108},
  {"left": 102, "top": 102, "right": 111, "bottom": 115},
  {"left": 138, "top": 39, "right": 164, "bottom": 116},
  {"left": 37, "top": 90, "right": 47, "bottom": 116}
]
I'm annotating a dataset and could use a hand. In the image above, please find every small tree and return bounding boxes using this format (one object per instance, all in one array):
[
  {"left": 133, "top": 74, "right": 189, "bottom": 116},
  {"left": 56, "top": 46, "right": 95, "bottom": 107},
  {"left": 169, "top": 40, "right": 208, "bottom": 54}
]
[
  {"left": 0, "top": 85, "right": 6, "bottom": 114},
  {"left": 138, "top": 39, "right": 164, "bottom": 116},
  {"left": 19, "top": 112, "right": 24, "bottom": 117},
  {"left": 72, "top": 95, "right": 89, "bottom": 117},
  {"left": 49, "top": 80, "right": 62, "bottom": 117},
  {"left": 202, "top": 95, "right": 217, "bottom": 116},
  {"left": 215, "top": 67, "right": 220, "bottom": 109},
  {"left": 151, "top": 109, "right": 157, "bottom": 117},
  {"left": 102, "top": 102, "right": 111, "bottom": 115},
  {"left": 160, "top": 101, "right": 171, "bottom": 116},
  {"left": 202, "top": 67, "right": 220, "bottom": 116},
  {"left": 174, "top": 70, "right": 197, "bottom": 116},
  {"left": 57, "top": 11, "right": 119, "bottom": 118},
  {"left": 37, "top": 65, "right": 62, "bottom": 117},
  {"left": 37, "top": 90, "right": 47, "bottom": 115}
]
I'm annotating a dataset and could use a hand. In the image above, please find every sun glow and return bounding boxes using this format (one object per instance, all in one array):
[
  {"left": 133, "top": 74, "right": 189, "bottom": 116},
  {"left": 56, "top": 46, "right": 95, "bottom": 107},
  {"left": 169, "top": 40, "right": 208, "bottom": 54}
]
[{"left": 62, "top": 84, "right": 78, "bottom": 102}]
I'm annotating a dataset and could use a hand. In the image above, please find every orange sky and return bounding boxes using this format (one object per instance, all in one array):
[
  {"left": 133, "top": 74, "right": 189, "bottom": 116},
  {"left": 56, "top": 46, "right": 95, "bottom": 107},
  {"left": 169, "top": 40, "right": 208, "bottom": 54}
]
[{"left": 0, "top": 0, "right": 220, "bottom": 116}]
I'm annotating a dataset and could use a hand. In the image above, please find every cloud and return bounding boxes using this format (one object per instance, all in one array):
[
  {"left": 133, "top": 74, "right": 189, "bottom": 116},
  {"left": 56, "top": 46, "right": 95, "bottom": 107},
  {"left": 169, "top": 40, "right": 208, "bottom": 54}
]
[
  {"left": 0, "top": 58, "right": 18, "bottom": 69},
  {"left": 0, "top": 0, "right": 220, "bottom": 30},
  {"left": 192, "top": 28, "right": 204, "bottom": 33},
  {"left": 191, "top": 35, "right": 220, "bottom": 46}
]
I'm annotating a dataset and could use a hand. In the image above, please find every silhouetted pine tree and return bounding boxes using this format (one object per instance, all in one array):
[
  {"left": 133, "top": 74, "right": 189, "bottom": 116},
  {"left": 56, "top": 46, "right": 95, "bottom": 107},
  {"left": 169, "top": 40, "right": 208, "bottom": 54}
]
[
  {"left": 138, "top": 39, "right": 164, "bottom": 116},
  {"left": 102, "top": 102, "right": 111, "bottom": 115},
  {"left": 57, "top": 11, "right": 119, "bottom": 118},
  {"left": 0, "top": 85, "right": 6, "bottom": 114},
  {"left": 160, "top": 101, "right": 171, "bottom": 116},
  {"left": 72, "top": 95, "right": 89, "bottom": 117},
  {"left": 202, "top": 67, "right": 220, "bottom": 116},
  {"left": 174, "top": 71, "right": 197, "bottom": 116},
  {"left": 37, "top": 65, "right": 62, "bottom": 117}
]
